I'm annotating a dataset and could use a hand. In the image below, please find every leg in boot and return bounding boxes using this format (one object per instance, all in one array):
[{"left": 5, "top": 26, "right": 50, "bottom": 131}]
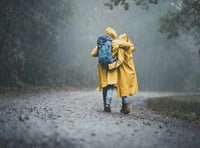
[
  {"left": 104, "top": 85, "right": 114, "bottom": 112},
  {"left": 121, "top": 96, "right": 130, "bottom": 114},
  {"left": 102, "top": 87, "right": 107, "bottom": 109}
]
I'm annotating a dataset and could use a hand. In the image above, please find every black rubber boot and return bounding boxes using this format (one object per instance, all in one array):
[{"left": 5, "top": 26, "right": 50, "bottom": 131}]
[{"left": 104, "top": 104, "right": 111, "bottom": 112}]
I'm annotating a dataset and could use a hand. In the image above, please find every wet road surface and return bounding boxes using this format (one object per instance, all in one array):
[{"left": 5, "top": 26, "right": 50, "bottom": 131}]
[{"left": 0, "top": 91, "right": 199, "bottom": 148}]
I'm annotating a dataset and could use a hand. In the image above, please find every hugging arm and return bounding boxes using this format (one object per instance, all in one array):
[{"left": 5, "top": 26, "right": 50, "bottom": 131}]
[
  {"left": 108, "top": 48, "right": 125, "bottom": 70},
  {"left": 112, "top": 39, "right": 134, "bottom": 51}
]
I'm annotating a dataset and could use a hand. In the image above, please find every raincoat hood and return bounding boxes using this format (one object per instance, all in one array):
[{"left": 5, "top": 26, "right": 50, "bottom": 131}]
[
  {"left": 105, "top": 27, "right": 117, "bottom": 39},
  {"left": 119, "top": 33, "right": 128, "bottom": 41}
]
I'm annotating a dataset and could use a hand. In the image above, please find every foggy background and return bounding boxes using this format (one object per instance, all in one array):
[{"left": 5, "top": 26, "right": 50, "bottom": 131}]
[
  {"left": 60, "top": 0, "right": 200, "bottom": 91},
  {"left": 0, "top": 0, "right": 199, "bottom": 92}
]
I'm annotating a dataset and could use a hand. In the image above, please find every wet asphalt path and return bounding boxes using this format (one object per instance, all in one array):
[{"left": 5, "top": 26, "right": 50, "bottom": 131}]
[{"left": 0, "top": 91, "right": 199, "bottom": 148}]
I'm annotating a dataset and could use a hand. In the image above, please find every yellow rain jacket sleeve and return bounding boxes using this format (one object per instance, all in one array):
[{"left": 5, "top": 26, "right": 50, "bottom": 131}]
[{"left": 91, "top": 46, "right": 98, "bottom": 57}]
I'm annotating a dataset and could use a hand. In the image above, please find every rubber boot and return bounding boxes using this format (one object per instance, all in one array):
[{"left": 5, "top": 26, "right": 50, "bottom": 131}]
[
  {"left": 104, "top": 104, "right": 111, "bottom": 112},
  {"left": 120, "top": 103, "right": 130, "bottom": 114}
]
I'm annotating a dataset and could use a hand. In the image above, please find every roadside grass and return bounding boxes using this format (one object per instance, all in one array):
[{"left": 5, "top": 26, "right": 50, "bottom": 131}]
[{"left": 147, "top": 95, "right": 200, "bottom": 123}]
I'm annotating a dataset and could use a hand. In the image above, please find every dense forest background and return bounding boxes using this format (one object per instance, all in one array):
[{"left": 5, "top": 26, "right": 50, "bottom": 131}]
[{"left": 0, "top": 0, "right": 200, "bottom": 92}]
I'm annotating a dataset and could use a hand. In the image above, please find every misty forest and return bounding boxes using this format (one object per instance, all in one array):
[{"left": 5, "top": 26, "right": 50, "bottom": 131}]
[
  {"left": 1, "top": 1, "right": 200, "bottom": 148},
  {"left": 0, "top": 0, "right": 200, "bottom": 92}
]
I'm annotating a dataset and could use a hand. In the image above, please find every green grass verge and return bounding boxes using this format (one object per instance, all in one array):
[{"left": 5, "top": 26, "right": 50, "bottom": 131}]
[{"left": 147, "top": 95, "right": 200, "bottom": 123}]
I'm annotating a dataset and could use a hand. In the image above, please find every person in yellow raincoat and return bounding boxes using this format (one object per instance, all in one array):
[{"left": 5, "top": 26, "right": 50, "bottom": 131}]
[
  {"left": 108, "top": 33, "right": 138, "bottom": 114},
  {"left": 91, "top": 27, "right": 133, "bottom": 112}
]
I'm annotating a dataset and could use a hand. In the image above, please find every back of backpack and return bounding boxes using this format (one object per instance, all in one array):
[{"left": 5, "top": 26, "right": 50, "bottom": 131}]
[{"left": 97, "top": 34, "right": 116, "bottom": 66}]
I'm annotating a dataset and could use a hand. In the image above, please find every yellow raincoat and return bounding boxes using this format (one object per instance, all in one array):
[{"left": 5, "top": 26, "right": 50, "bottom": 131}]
[
  {"left": 108, "top": 34, "right": 138, "bottom": 97},
  {"left": 90, "top": 27, "right": 132, "bottom": 92}
]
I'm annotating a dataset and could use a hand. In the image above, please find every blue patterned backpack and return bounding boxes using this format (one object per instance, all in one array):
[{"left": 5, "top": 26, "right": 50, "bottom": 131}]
[{"left": 97, "top": 34, "right": 116, "bottom": 67}]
